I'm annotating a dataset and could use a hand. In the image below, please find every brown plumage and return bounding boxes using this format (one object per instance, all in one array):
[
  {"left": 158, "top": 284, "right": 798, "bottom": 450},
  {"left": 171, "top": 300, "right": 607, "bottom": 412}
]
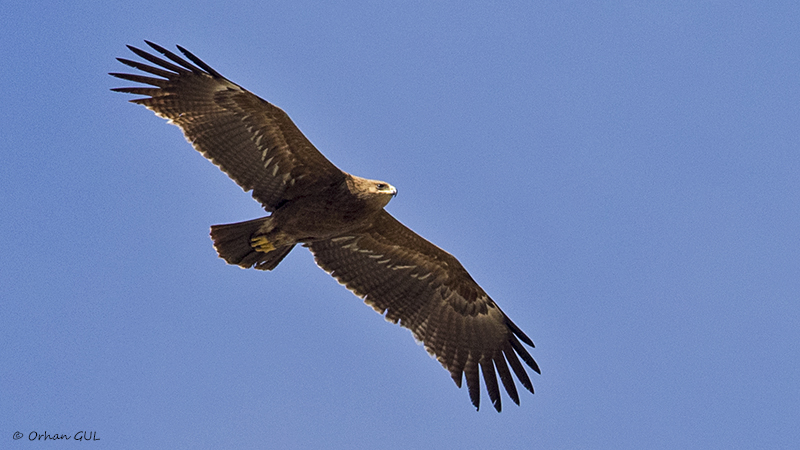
[{"left": 111, "top": 42, "right": 540, "bottom": 411}]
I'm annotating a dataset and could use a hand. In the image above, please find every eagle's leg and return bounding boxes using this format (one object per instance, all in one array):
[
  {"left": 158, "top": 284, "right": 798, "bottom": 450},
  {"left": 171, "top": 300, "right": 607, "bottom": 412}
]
[{"left": 251, "top": 236, "right": 276, "bottom": 253}]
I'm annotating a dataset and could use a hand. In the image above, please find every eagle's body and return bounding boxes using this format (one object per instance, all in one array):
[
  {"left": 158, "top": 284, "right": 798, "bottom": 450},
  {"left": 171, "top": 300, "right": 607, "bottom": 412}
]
[
  {"left": 111, "top": 42, "right": 540, "bottom": 411},
  {"left": 213, "top": 173, "right": 395, "bottom": 270}
]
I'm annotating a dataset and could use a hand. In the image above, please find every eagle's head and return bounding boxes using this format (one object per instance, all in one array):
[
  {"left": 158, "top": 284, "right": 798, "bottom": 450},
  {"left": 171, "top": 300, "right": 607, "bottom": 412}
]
[{"left": 348, "top": 175, "right": 397, "bottom": 209}]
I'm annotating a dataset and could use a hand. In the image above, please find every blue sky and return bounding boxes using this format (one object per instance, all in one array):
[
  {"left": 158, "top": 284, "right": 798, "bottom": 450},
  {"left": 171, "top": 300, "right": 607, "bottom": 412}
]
[{"left": 2, "top": 1, "right": 799, "bottom": 448}]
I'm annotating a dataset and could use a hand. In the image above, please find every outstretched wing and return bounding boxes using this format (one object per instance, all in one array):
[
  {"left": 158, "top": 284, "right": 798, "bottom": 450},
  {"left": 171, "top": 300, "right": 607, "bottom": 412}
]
[
  {"left": 306, "top": 211, "right": 539, "bottom": 412},
  {"left": 110, "top": 42, "right": 344, "bottom": 211}
]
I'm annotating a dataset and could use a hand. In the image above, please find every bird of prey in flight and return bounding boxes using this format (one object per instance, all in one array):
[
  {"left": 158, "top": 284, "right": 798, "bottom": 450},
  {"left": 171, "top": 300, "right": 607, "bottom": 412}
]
[{"left": 111, "top": 42, "right": 540, "bottom": 411}]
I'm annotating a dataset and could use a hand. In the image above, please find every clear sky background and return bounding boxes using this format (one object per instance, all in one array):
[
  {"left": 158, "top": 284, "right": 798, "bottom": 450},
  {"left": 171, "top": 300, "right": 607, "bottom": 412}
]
[{"left": 2, "top": 1, "right": 799, "bottom": 449}]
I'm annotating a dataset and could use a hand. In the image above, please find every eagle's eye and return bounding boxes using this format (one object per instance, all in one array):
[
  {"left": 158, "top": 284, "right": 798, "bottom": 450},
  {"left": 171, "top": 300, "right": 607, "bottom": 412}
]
[{"left": 376, "top": 183, "right": 387, "bottom": 190}]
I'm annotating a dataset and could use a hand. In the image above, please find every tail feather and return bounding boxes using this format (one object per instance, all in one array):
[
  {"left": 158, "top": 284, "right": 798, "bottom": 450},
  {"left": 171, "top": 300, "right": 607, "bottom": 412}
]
[{"left": 210, "top": 217, "right": 294, "bottom": 271}]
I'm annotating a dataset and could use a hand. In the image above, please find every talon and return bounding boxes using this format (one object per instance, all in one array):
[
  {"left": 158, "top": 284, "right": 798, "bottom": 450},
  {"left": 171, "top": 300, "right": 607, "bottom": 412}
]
[{"left": 251, "top": 236, "right": 276, "bottom": 253}]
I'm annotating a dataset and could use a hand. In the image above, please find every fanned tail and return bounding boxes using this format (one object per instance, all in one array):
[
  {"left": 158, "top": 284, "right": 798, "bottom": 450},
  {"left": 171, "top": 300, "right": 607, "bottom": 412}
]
[{"left": 210, "top": 217, "right": 294, "bottom": 271}]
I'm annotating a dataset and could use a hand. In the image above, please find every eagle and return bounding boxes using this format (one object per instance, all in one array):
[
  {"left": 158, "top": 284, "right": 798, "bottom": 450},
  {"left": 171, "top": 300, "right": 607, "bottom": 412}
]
[{"left": 111, "top": 42, "right": 540, "bottom": 412}]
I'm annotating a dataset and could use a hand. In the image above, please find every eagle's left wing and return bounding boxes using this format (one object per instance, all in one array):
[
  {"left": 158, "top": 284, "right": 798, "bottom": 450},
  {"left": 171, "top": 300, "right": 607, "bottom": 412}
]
[
  {"left": 110, "top": 42, "right": 345, "bottom": 212},
  {"left": 306, "top": 210, "right": 539, "bottom": 411}
]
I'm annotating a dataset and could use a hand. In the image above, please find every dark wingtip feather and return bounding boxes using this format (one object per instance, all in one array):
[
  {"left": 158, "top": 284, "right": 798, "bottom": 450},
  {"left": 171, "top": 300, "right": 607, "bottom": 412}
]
[
  {"left": 115, "top": 57, "right": 175, "bottom": 78},
  {"left": 124, "top": 43, "right": 189, "bottom": 75},
  {"left": 176, "top": 45, "right": 223, "bottom": 78},
  {"left": 494, "top": 352, "right": 520, "bottom": 405},
  {"left": 505, "top": 316, "right": 535, "bottom": 347},
  {"left": 108, "top": 72, "right": 167, "bottom": 87},
  {"left": 109, "top": 87, "right": 161, "bottom": 100},
  {"left": 144, "top": 41, "right": 202, "bottom": 73},
  {"left": 144, "top": 40, "right": 171, "bottom": 57},
  {"left": 504, "top": 344, "right": 534, "bottom": 394},
  {"left": 449, "top": 369, "right": 463, "bottom": 388},
  {"left": 480, "top": 359, "right": 502, "bottom": 412},
  {"left": 510, "top": 336, "right": 541, "bottom": 375},
  {"left": 464, "top": 357, "right": 481, "bottom": 411}
]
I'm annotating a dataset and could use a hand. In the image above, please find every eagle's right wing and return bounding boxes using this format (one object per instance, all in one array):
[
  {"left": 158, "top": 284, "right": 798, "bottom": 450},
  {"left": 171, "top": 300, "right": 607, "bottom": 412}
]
[
  {"left": 111, "top": 42, "right": 344, "bottom": 211},
  {"left": 307, "top": 210, "right": 539, "bottom": 412}
]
